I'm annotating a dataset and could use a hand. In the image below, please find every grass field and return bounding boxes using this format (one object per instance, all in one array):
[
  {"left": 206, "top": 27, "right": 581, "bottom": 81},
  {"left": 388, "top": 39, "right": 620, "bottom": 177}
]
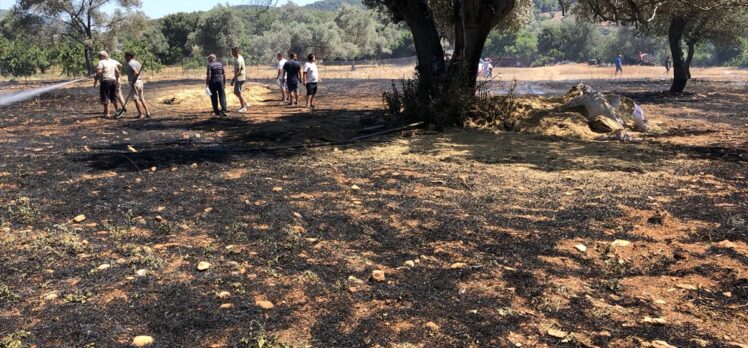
[{"left": 0, "top": 65, "right": 747, "bottom": 347}]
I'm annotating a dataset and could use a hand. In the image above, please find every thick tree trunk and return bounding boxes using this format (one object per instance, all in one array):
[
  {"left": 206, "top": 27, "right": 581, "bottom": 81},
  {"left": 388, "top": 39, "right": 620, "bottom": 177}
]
[
  {"left": 685, "top": 42, "right": 695, "bottom": 79},
  {"left": 84, "top": 46, "right": 94, "bottom": 75},
  {"left": 386, "top": 1, "right": 445, "bottom": 89},
  {"left": 668, "top": 17, "right": 688, "bottom": 94},
  {"left": 450, "top": 0, "right": 515, "bottom": 90}
]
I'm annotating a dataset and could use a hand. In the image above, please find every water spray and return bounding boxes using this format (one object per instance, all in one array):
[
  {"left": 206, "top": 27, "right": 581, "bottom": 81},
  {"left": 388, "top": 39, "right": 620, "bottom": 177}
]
[{"left": 0, "top": 78, "right": 88, "bottom": 107}]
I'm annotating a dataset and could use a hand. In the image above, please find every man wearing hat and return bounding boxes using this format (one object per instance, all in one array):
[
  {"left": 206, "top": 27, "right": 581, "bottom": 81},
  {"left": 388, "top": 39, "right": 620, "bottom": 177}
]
[
  {"left": 94, "top": 50, "right": 124, "bottom": 118},
  {"left": 205, "top": 54, "right": 228, "bottom": 117}
]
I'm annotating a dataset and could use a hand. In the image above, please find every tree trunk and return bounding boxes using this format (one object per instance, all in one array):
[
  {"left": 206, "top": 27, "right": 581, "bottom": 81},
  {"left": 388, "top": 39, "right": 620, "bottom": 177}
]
[
  {"left": 84, "top": 46, "right": 94, "bottom": 75},
  {"left": 685, "top": 42, "right": 695, "bottom": 79},
  {"left": 386, "top": 1, "right": 446, "bottom": 89},
  {"left": 450, "top": 0, "right": 515, "bottom": 91},
  {"left": 668, "top": 17, "right": 688, "bottom": 94}
]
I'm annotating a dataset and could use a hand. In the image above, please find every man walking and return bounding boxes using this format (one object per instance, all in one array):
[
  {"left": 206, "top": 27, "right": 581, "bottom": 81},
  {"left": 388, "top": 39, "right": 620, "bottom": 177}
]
[
  {"left": 614, "top": 54, "right": 624, "bottom": 78},
  {"left": 124, "top": 52, "right": 151, "bottom": 119},
  {"left": 94, "top": 50, "right": 123, "bottom": 119},
  {"left": 231, "top": 47, "right": 248, "bottom": 113},
  {"left": 664, "top": 56, "right": 671, "bottom": 75},
  {"left": 303, "top": 53, "right": 320, "bottom": 108},
  {"left": 206, "top": 54, "right": 228, "bottom": 117},
  {"left": 283, "top": 53, "right": 302, "bottom": 106},
  {"left": 276, "top": 53, "right": 289, "bottom": 101}
]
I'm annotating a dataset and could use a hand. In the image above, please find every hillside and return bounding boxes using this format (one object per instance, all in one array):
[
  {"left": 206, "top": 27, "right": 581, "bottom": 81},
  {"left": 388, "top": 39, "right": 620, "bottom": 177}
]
[{"left": 303, "top": 0, "right": 363, "bottom": 11}]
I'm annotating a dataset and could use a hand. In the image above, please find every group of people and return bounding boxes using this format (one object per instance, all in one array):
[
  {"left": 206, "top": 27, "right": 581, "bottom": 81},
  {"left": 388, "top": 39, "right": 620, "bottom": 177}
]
[
  {"left": 94, "top": 50, "right": 151, "bottom": 119},
  {"left": 613, "top": 53, "right": 672, "bottom": 78},
  {"left": 94, "top": 46, "right": 321, "bottom": 119},
  {"left": 204, "top": 48, "right": 321, "bottom": 117}
]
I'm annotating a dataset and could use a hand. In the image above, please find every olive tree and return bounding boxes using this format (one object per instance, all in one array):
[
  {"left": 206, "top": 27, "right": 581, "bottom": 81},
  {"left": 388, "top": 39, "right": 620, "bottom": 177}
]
[{"left": 574, "top": 0, "right": 748, "bottom": 94}]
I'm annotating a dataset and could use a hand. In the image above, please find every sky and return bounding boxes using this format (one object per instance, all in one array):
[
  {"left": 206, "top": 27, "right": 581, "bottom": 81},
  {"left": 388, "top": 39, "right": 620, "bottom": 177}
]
[{"left": 0, "top": 0, "right": 319, "bottom": 18}]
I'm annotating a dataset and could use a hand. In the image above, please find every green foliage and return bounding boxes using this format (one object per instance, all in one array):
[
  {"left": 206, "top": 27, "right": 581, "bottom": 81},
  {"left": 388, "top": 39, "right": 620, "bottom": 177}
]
[
  {"left": 728, "top": 38, "right": 748, "bottom": 67},
  {"left": 190, "top": 6, "right": 246, "bottom": 59},
  {"left": 49, "top": 43, "right": 87, "bottom": 76},
  {"left": 0, "top": 37, "right": 44, "bottom": 77},
  {"left": 483, "top": 28, "right": 538, "bottom": 64}
]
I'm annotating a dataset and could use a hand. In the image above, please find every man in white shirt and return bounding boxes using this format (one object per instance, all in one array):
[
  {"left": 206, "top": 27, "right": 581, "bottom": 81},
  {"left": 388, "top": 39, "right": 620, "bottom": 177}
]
[
  {"left": 302, "top": 53, "right": 320, "bottom": 108},
  {"left": 276, "top": 53, "right": 288, "bottom": 102},
  {"left": 231, "top": 47, "right": 248, "bottom": 112},
  {"left": 94, "top": 51, "right": 123, "bottom": 118}
]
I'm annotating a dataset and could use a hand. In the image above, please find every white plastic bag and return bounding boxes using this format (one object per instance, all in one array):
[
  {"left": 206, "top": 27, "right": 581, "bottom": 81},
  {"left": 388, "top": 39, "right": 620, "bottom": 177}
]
[
  {"left": 205, "top": 87, "right": 212, "bottom": 97},
  {"left": 632, "top": 103, "right": 648, "bottom": 132}
]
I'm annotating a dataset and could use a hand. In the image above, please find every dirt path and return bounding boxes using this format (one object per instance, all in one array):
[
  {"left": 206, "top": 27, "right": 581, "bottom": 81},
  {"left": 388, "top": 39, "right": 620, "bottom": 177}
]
[{"left": 0, "top": 77, "right": 746, "bottom": 347}]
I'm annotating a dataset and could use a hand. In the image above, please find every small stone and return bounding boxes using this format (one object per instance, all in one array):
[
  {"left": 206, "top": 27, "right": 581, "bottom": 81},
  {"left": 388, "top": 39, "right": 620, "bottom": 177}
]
[
  {"left": 156, "top": 206, "right": 165, "bottom": 212},
  {"left": 450, "top": 262, "right": 468, "bottom": 269},
  {"left": 611, "top": 240, "right": 631, "bottom": 247},
  {"left": 651, "top": 340, "right": 676, "bottom": 348},
  {"left": 718, "top": 240, "right": 737, "bottom": 248},
  {"left": 371, "top": 270, "right": 386, "bottom": 282},
  {"left": 293, "top": 212, "right": 303, "bottom": 218},
  {"left": 676, "top": 283, "right": 698, "bottom": 290},
  {"left": 256, "top": 300, "right": 274, "bottom": 310},
  {"left": 73, "top": 214, "right": 87, "bottom": 223},
  {"left": 425, "top": 321, "right": 440, "bottom": 331},
  {"left": 642, "top": 316, "right": 668, "bottom": 325},
  {"left": 97, "top": 263, "right": 111, "bottom": 271},
  {"left": 404, "top": 260, "right": 416, "bottom": 268},
  {"left": 723, "top": 292, "right": 732, "bottom": 297},
  {"left": 348, "top": 276, "right": 364, "bottom": 284},
  {"left": 127, "top": 145, "right": 138, "bottom": 153},
  {"left": 217, "top": 291, "right": 231, "bottom": 299},
  {"left": 575, "top": 244, "right": 587, "bottom": 252},
  {"left": 132, "top": 336, "right": 154, "bottom": 347},
  {"left": 351, "top": 184, "right": 361, "bottom": 191},
  {"left": 204, "top": 207, "right": 213, "bottom": 213},
  {"left": 197, "top": 261, "right": 211, "bottom": 271},
  {"left": 220, "top": 303, "right": 234, "bottom": 309},
  {"left": 654, "top": 299, "right": 667, "bottom": 304},
  {"left": 272, "top": 187, "right": 283, "bottom": 192},
  {"left": 547, "top": 328, "right": 568, "bottom": 338},
  {"left": 135, "top": 269, "right": 147, "bottom": 277},
  {"left": 44, "top": 292, "right": 59, "bottom": 301}
]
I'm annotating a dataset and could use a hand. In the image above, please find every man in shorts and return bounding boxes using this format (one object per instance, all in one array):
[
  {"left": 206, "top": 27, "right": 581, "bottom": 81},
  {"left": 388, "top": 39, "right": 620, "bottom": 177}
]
[
  {"left": 124, "top": 52, "right": 151, "bottom": 119},
  {"left": 94, "top": 50, "right": 123, "bottom": 119},
  {"left": 283, "top": 53, "right": 302, "bottom": 106},
  {"left": 302, "top": 53, "right": 320, "bottom": 108},
  {"left": 276, "top": 53, "right": 288, "bottom": 101},
  {"left": 231, "top": 47, "right": 248, "bottom": 113}
]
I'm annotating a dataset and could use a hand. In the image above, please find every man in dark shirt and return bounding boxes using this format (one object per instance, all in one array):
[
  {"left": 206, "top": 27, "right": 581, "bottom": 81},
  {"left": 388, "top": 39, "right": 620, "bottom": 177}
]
[
  {"left": 206, "top": 54, "right": 227, "bottom": 117},
  {"left": 283, "top": 53, "right": 302, "bottom": 106}
]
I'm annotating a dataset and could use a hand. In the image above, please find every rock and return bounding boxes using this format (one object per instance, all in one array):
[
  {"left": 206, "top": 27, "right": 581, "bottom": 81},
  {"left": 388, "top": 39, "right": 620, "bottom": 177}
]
[
  {"left": 590, "top": 115, "right": 624, "bottom": 133},
  {"left": 676, "top": 283, "right": 698, "bottom": 290},
  {"left": 642, "top": 316, "right": 668, "bottom": 325},
  {"left": 691, "top": 339, "right": 710, "bottom": 347},
  {"left": 131, "top": 336, "right": 154, "bottom": 347},
  {"left": 127, "top": 145, "right": 138, "bottom": 153},
  {"left": 351, "top": 184, "right": 361, "bottom": 191},
  {"left": 197, "top": 261, "right": 211, "bottom": 271},
  {"left": 404, "top": 260, "right": 416, "bottom": 268},
  {"left": 726, "top": 343, "right": 748, "bottom": 348},
  {"left": 348, "top": 276, "right": 364, "bottom": 284},
  {"left": 718, "top": 240, "right": 737, "bottom": 248},
  {"left": 450, "top": 262, "right": 468, "bottom": 269},
  {"left": 651, "top": 340, "right": 676, "bottom": 348},
  {"left": 272, "top": 187, "right": 283, "bottom": 192},
  {"left": 611, "top": 239, "right": 631, "bottom": 248},
  {"left": 256, "top": 300, "right": 274, "bottom": 310},
  {"left": 204, "top": 207, "right": 213, "bottom": 213},
  {"left": 293, "top": 212, "right": 303, "bottom": 218},
  {"left": 44, "top": 292, "right": 59, "bottom": 301},
  {"left": 425, "top": 321, "right": 440, "bottom": 331},
  {"left": 217, "top": 291, "right": 231, "bottom": 299},
  {"left": 220, "top": 303, "right": 234, "bottom": 309},
  {"left": 723, "top": 292, "right": 732, "bottom": 297},
  {"left": 547, "top": 328, "right": 568, "bottom": 338},
  {"left": 97, "top": 263, "right": 111, "bottom": 271},
  {"left": 371, "top": 270, "right": 386, "bottom": 282},
  {"left": 135, "top": 269, "right": 147, "bottom": 277},
  {"left": 73, "top": 214, "right": 87, "bottom": 223},
  {"left": 575, "top": 244, "right": 587, "bottom": 252}
]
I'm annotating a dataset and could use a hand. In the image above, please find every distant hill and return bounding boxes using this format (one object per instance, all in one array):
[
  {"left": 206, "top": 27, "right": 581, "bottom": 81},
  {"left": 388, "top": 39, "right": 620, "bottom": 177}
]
[{"left": 303, "top": 0, "right": 363, "bottom": 11}]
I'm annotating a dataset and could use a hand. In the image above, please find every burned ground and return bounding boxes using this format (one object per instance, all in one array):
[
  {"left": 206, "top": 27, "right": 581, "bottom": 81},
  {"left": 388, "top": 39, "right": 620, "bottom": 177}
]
[{"left": 0, "top": 72, "right": 747, "bottom": 347}]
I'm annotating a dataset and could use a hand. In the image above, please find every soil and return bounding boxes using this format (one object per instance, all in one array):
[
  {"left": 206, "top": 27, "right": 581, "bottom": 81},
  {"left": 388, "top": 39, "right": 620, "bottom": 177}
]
[{"left": 0, "top": 71, "right": 747, "bottom": 348}]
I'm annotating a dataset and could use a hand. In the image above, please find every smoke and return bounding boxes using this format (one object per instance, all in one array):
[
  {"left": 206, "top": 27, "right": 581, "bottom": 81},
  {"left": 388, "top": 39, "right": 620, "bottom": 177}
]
[{"left": 0, "top": 78, "right": 87, "bottom": 107}]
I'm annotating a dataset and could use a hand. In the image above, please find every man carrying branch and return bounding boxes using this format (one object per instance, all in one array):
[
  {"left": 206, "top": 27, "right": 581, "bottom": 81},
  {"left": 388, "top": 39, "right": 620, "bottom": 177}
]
[{"left": 124, "top": 52, "right": 151, "bottom": 119}]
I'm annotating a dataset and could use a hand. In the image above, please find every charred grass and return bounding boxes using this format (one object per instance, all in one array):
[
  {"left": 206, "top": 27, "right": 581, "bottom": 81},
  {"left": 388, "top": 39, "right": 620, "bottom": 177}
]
[{"left": 0, "top": 76, "right": 747, "bottom": 347}]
